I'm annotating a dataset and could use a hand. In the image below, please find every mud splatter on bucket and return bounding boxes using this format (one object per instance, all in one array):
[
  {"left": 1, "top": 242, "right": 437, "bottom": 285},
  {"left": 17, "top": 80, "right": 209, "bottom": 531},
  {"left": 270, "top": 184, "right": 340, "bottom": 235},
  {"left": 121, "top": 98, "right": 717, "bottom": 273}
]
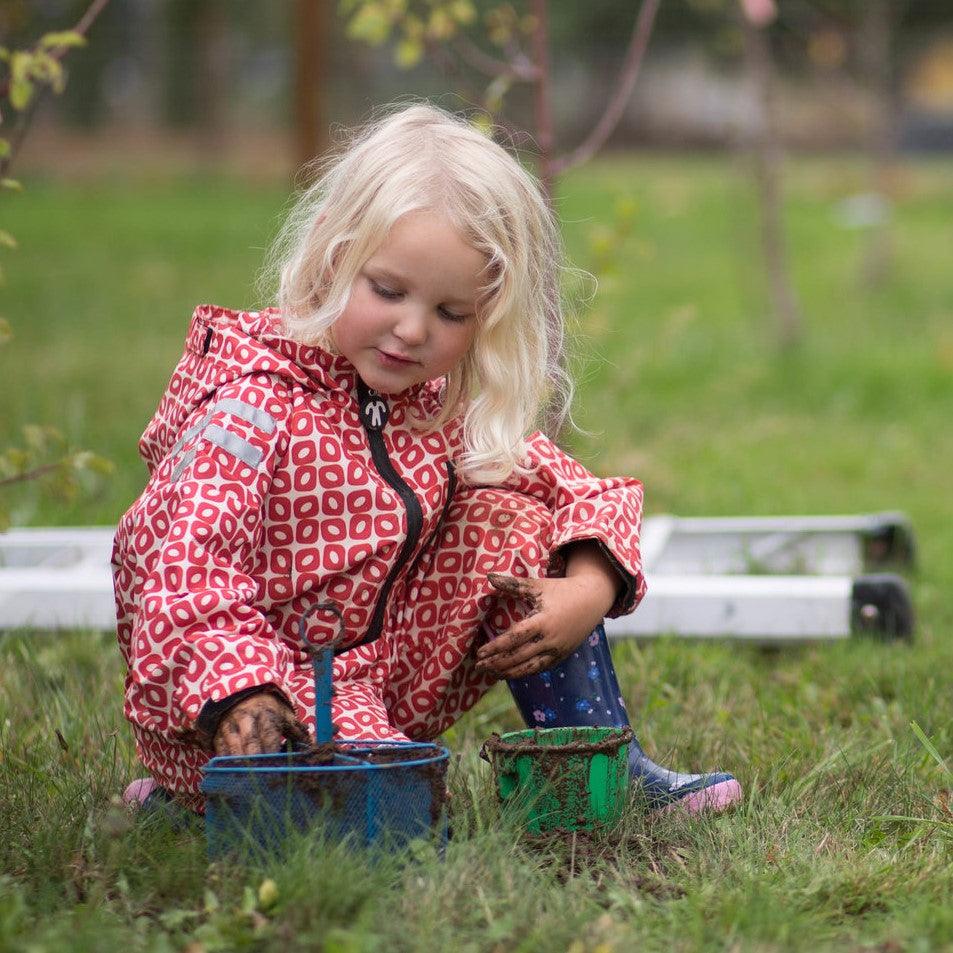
[{"left": 482, "top": 726, "right": 632, "bottom": 834}]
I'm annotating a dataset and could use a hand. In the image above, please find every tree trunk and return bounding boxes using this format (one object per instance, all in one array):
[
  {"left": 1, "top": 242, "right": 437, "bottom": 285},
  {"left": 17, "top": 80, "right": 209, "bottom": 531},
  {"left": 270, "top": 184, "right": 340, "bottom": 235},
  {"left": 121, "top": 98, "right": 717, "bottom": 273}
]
[
  {"left": 741, "top": 11, "right": 802, "bottom": 349},
  {"left": 195, "top": 0, "right": 228, "bottom": 156},
  {"left": 529, "top": 0, "right": 555, "bottom": 203},
  {"left": 859, "top": 0, "right": 897, "bottom": 288},
  {"left": 293, "top": 0, "right": 329, "bottom": 174}
]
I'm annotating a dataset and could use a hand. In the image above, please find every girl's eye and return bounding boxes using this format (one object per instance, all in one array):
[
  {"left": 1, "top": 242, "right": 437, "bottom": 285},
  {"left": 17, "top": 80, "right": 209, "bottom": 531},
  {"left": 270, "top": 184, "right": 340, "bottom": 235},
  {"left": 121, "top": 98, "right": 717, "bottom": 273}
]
[
  {"left": 371, "top": 281, "right": 401, "bottom": 300},
  {"left": 438, "top": 306, "right": 469, "bottom": 323}
]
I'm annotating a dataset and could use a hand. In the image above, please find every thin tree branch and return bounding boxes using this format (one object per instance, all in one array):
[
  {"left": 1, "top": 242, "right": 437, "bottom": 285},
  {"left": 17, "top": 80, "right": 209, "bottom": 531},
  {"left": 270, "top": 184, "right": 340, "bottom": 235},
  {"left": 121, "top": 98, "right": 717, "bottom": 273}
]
[
  {"left": 740, "top": 3, "right": 801, "bottom": 347},
  {"left": 551, "top": 0, "right": 661, "bottom": 178},
  {"left": 0, "top": 462, "right": 63, "bottom": 489},
  {"left": 450, "top": 34, "right": 538, "bottom": 82},
  {"left": 424, "top": 37, "right": 524, "bottom": 147},
  {"left": 530, "top": 0, "right": 554, "bottom": 200},
  {"left": 426, "top": 39, "right": 489, "bottom": 113},
  {"left": 0, "top": 0, "right": 112, "bottom": 177},
  {"left": 0, "top": 0, "right": 112, "bottom": 101},
  {"left": 72, "top": 0, "right": 112, "bottom": 37}
]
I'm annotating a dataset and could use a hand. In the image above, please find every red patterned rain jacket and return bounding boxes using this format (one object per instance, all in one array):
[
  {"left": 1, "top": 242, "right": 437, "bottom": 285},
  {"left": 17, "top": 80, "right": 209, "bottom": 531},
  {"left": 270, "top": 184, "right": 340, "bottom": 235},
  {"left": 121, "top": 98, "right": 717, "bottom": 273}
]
[{"left": 112, "top": 305, "right": 646, "bottom": 802}]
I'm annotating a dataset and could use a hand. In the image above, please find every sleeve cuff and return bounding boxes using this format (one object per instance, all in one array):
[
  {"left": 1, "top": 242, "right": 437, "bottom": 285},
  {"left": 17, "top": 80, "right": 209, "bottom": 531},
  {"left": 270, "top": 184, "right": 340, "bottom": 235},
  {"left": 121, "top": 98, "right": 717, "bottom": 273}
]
[
  {"left": 550, "top": 535, "right": 644, "bottom": 618},
  {"left": 196, "top": 684, "right": 291, "bottom": 740}
]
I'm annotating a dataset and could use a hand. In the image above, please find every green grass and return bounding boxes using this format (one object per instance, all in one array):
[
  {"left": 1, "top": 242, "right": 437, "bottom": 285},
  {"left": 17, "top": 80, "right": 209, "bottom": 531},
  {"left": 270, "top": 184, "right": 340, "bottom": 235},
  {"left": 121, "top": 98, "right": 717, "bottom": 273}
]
[{"left": 2, "top": 154, "right": 953, "bottom": 951}]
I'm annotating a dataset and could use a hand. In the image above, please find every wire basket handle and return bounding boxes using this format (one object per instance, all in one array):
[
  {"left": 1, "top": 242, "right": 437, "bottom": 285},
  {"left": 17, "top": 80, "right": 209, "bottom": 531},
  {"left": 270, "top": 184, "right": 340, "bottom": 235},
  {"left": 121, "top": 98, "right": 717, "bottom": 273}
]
[{"left": 298, "top": 600, "right": 347, "bottom": 745}]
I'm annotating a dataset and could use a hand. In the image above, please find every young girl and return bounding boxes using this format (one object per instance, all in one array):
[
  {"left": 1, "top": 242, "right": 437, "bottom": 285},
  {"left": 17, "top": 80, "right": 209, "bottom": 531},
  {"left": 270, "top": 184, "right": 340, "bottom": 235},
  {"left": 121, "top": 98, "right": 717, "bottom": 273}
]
[{"left": 114, "top": 104, "right": 741, "bottom": 816}]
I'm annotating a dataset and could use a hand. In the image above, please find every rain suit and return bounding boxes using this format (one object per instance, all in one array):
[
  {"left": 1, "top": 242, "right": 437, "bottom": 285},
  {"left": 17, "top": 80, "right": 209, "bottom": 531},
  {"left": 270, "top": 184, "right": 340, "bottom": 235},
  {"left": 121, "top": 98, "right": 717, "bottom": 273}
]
[{"left": 112, "top": 305, "right": 646, "bottom": 809}]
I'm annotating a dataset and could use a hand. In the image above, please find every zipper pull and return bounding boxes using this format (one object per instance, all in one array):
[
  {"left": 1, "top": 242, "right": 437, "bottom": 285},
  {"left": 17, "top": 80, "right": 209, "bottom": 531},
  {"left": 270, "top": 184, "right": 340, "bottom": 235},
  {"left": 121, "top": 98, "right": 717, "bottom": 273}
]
[{"left": 357, "top": 382, "right": 389, "bottom": 431}]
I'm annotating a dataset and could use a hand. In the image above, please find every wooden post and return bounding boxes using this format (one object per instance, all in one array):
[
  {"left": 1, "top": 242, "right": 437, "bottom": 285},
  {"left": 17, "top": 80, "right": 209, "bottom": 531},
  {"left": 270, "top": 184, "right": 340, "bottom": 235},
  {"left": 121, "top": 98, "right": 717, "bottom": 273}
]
[
  {"left": 859, "top": 0, "right": 897, "bottom": 287},
  {"left": 740, "top": 1, "right": 803, "bottom": 349},
  {"left": 530, "top": 0, "right": 554, "bottom": 202},
  {"left": 294, "top": 0, "right": 329, "bottom": 174}
]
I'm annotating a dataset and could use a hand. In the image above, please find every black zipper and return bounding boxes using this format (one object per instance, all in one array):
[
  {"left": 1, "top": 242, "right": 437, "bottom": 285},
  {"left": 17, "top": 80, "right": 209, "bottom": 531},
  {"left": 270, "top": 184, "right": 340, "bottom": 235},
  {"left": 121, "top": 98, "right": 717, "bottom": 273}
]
[
  {"left": 344, "top": 379, "right": 427, "bottom": 652},
  {"left": 404, "top": 459, "right": 457, "bottom": 585}
]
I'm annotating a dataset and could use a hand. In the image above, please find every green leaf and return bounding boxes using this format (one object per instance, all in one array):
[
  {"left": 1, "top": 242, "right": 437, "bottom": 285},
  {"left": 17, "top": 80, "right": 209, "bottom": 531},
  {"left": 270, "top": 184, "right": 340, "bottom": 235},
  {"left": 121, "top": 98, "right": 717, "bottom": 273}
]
[
  {"left": 203, "top": 888, "right": 220, "bottom": 914},
  {"left": 31, "top": 52, "right": 65, "bottom": 94},
  {"left": 85, "top": 454, "right": 115, "bottom": 477},
  {"left": 257, "top": 878, "right": 279, "bottom": 910},
  {"left": 911, "top": 721, "right": 952, "bottom": 776},
  {"left": 471, "top": 113, "right": 493, "bottom": 137},
  {"left": 450, "top": 0, "right": 477, "bottom": 25},
  {"left": 426, "top": 7, "right": 455, "bottom": 39},
  {"left": 9, "top": 77, "right": 34, "bottom": 111},
  {"left": 0, "top": 230, "right": 18, "bottom": 250},
  {"left": 22, "top": 425, "right": 49, "bottom": 451},
  {"left": 395, "top": 36, "right": 424, "bottom": 68},
  {"left": 346, "top": 3, "right": 392, "bottom": 45},
  {"left": 483, "top": 74, "right": 511, "bottom": 114},
  {"left": 157, "top": 908, "right": 198, "bottom": 929},
  {"left": 9, "top": 49, "right": 31, "bottom": 83},
  {"left": 1, "top": 179, "right": 23, "bottom": 191},
  {"left": 240, "top": 885, "right": 257, "bottom": 915},
  {"left": 2, "top": 448, "right": 30, "bottom": 472},
  {"left": 39, "top": 31, "right": 87, "bottom": 50}
]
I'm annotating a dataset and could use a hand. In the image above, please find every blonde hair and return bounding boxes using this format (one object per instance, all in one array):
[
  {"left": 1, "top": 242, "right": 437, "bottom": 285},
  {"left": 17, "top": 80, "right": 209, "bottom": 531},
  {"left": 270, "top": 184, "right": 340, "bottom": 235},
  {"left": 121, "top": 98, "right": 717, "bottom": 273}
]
[{"left": 263, "top": 102, "right": 573, "bottom": 484}]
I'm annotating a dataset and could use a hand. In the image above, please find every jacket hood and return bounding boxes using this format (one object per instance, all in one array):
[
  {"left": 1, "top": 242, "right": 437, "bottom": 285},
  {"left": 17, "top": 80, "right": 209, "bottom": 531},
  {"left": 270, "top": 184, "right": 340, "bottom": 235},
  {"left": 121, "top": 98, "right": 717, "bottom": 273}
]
[{"left": 138, "top": 304, "right": 435, "bottom": 474}]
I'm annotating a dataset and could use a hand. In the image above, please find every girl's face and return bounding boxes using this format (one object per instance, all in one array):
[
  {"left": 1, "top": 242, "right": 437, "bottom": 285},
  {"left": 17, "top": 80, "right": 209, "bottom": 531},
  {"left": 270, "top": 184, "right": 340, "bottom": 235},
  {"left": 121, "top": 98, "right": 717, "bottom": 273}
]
[{"left": 331, "top": 209, "right": 485, "bottom": 395}]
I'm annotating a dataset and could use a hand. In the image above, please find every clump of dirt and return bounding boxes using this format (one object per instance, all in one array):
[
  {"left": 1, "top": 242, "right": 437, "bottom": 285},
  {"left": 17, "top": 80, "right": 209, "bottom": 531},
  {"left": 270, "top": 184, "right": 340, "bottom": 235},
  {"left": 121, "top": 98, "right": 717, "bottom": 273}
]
[
  {"left": 294, "top": 741, "right": 343, "bottom": 766},
  {"left": 262, "top": 741, "right": 449, "bottom": 832}
]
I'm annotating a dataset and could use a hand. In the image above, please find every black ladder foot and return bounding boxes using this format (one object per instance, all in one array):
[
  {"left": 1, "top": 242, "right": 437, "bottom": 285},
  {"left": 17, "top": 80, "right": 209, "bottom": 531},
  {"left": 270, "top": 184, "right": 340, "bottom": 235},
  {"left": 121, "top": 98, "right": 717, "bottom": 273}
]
[{"left": 851, "top": 574, "right": 914, "bottom": 640}]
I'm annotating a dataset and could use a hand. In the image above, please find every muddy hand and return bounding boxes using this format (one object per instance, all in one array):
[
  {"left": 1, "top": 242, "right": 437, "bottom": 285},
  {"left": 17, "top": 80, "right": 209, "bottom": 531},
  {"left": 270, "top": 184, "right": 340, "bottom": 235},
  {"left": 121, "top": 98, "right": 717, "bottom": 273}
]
[
  {"left": 212, "top": 691, "right": 311, "bottom": 757},
  {"left": 475, "top": 573, "right": 604, "bottom": 680},
  {"left": 484, "top": 572, "right": 543, "bottom": 611}
]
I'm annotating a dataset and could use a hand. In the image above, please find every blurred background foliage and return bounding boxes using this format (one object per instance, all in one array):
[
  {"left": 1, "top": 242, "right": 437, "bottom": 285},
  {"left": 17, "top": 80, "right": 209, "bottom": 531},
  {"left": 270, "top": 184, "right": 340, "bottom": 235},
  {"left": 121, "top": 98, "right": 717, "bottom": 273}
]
[
  {"left": 0, "top": 0, "right": 951, "bottom": 527},
  {"left": 3, "top": 0, "right": 953, "bottom": 160}
]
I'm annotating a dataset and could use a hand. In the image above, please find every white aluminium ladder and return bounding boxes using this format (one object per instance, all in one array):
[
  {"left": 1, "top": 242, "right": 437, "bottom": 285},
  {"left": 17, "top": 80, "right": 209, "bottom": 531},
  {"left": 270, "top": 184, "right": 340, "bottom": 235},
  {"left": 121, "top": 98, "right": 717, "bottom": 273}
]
[
  {"left": 0, "top": 513, "right": 915, "bottom": 643},
  {"left": 605, "top": 512, "right": 915, "bottom": 643}
]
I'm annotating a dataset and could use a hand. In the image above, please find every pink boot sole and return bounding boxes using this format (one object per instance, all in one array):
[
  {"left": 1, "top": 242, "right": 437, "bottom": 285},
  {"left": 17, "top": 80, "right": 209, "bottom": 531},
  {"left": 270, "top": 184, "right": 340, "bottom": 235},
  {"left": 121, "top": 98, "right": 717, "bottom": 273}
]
[
  {"left": 660, "top": 778, "right": 743, "bottom": 815},
  {"left": 123, "top": 777, "right": 158, "bottom": 808}
]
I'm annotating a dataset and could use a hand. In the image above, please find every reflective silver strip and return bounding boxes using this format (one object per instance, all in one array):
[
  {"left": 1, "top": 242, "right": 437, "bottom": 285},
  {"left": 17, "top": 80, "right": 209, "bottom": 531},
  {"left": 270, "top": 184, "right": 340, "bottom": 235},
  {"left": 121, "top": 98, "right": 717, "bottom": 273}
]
[
  {"left": 214, "top": 398, "right": 276, "bottom": 435},
  {"left": 169, "top": 413, "right": 214, "bottom": 458},
  {"left": 202, "top": 424, "right": 264, "bottom": 468},
  {"left": 170, "top": 448, "right": 197, "bottom": 482},
  {"left": 169, "top": 400, "right": 275, "bottom": 460}
]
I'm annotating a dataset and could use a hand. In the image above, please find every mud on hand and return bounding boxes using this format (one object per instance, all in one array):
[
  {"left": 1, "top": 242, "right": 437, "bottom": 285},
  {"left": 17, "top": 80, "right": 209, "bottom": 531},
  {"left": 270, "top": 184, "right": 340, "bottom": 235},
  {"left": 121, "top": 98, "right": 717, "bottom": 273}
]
[
  {"left": 212, "top": 691, "right": 311, "bottom": 757},
  {"left": 474, "top": 572, "right": 607, "bottom": 681}
]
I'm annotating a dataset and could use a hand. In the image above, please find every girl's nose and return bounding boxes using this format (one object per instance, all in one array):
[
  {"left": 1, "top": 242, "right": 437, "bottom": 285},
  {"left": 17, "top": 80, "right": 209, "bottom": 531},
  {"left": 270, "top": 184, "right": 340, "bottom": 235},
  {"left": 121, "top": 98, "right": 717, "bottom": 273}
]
[{"left": 393, "top": 306, "right": 427, "bottom": 346}]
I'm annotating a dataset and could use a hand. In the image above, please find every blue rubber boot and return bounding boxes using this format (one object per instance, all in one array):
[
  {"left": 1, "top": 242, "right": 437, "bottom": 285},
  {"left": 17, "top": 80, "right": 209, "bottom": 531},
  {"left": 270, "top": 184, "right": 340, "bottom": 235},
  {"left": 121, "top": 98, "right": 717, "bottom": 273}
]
[{"left": 507, "top": 624, "right": 742, "bottom": 813}]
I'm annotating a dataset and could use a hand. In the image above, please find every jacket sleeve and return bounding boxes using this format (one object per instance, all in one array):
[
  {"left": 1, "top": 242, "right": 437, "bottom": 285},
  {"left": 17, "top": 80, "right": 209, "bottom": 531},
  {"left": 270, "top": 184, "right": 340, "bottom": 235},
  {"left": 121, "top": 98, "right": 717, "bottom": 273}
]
[
  {"left": 121, "top": 373, "right": 299, "bottom": 742},
  {"left": 495, "top": 431, "right": 647, "bottom": 617}
]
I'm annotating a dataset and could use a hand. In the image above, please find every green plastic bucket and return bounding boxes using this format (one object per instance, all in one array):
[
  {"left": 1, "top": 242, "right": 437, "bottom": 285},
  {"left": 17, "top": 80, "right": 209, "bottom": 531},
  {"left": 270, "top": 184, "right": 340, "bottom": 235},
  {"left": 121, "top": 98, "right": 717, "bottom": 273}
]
[{"left": 482, "top": 726, "right": 633, "bottom": 834}]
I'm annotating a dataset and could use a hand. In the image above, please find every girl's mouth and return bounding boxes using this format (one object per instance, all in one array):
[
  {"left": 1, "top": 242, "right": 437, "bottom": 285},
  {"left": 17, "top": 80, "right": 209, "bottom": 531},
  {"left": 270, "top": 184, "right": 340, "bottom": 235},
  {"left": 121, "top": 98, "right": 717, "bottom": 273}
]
[{"left": 376, "top": 349, "right": 417, "bottom": 367}]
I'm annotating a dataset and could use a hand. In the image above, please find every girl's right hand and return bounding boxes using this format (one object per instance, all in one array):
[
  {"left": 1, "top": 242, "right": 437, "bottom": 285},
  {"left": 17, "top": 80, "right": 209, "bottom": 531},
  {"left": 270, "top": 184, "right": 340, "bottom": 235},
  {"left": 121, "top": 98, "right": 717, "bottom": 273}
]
[{"left": 212, "top": 691, "right": 311, "bottom": 756}]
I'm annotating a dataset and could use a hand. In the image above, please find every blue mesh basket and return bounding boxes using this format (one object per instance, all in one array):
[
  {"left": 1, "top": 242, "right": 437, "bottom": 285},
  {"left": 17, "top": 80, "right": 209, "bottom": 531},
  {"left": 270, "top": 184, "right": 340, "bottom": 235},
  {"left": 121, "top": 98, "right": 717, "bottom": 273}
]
[
  {"left": 200, "top": 602, "right": 450, "bottom": 859},
  {"left": 202, "top": 740, "right": 450, "bottom": 859}
]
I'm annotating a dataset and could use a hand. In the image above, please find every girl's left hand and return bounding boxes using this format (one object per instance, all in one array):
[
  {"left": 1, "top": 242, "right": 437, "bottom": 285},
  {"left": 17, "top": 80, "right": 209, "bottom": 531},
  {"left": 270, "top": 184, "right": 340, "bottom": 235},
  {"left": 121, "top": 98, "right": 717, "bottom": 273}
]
[{"left": 474, "top": 572, "right": 612, "bottom": 680}]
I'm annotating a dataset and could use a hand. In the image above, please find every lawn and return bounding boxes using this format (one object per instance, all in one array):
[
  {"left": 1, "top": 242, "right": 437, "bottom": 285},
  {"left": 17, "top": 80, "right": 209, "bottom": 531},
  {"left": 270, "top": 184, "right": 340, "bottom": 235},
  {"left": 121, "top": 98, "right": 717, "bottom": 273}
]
[{"left": 1, "top": 153, "right": 952, "bottom": 951}]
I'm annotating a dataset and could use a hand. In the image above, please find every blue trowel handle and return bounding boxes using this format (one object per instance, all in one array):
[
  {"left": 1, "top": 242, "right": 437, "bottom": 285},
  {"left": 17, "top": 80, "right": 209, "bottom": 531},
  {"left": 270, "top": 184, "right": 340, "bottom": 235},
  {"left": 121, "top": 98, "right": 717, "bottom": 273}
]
[
  {"left": 298, "top": 600, "right": 347, "bottom": 746},
  {"left": 312, "top": 645, "right": 334, "bottom": 745}
]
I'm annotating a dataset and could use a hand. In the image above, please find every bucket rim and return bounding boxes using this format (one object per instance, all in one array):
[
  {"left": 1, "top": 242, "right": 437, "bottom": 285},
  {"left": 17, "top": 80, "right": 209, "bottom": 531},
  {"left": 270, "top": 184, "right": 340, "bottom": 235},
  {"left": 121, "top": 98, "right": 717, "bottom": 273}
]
[
  {"left": 482, "top": 725, "right": 633, "bottom": 758},
  {"left": 202, "top": 739, "right": 450, "bottom": 778}
]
